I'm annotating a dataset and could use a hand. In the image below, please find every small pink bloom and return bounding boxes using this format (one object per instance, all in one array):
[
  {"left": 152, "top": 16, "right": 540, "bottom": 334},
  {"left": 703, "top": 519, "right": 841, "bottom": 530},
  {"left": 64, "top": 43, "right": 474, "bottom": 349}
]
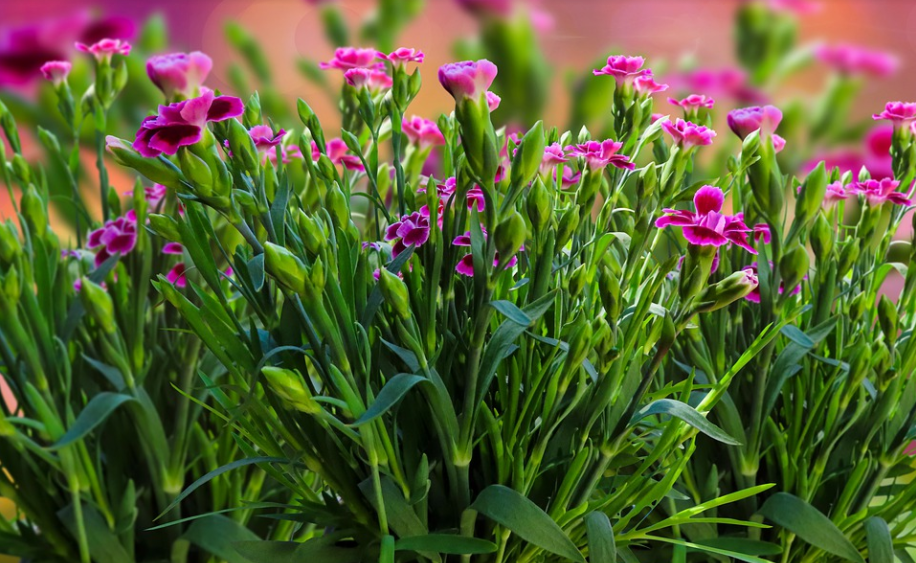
[
  {"left": 753, "top": 224, "right": 771, "bottom": 244},
  {"left": 815, "top": 44, "right": 898, "bottom": 78},
  {"left": 565, "top": 139, "right": 633, "bottom": 171},
  {"left": 743, "top": 261, "right": 803, "bottom": 303},
  {"left": 76, "top": 38, "right": 131, "bottom": 61},
  {"left": 767, "top": 0, "right": 821, "bottom": 15},
  {"left": 772, "top": 134, "right": 786, "bottom": 153},
  {"left": 385, "top": 212, "right": 431, "bottom": 257},
  {"left": 668, "top": 94, "right": 715, "bottom": 110},
  {"left": 651, "top": 113, "right": 667, "bottom": 123},
  {"left": 486, "top": 91, "right": 501, "bottom": 111},
  {"left": 667, "top": 68, "right": 765, "bottom": 104},
  {"left": 87, "top": 211, "right": 139, "bottom": 266},
  {"left": 655, "top": 185, "right": 756, "bottom": 254},
  {"left": 39, "top": 60, "right": 71, "bottom": 85},
  {"left": 319, "top": 47, "right": 380, "bottom": 71},
  {"left": 249, "top": 125, "right": 285, "bottom": 153},
  {"left": 146, "top": 51, "right": 213, "bottom": 99},
  {"left": 268, "top": 145, "right": 304, "bottom": 165},
  {"left": 530, "top": 7, "right": 555, "bottom": 33},
  {"left": 311, "top": 139, "right": 364, "bottom": 171},
  {"left": 419, "top": 176, "right": 485, "bottom": 227},
  {"left": 377, "top": 47, "right": 424, "bottom": 66},
  {"left": 146, "top": 183, "right": 168, "bottom": 207},
  {"left": 823, "top": 181, "right": 849, "bottom": 207},
  {"left": 403, "top": 116, "right": 445, "bottom": 149},
  {"left": 344, "top": 67, "right": 392, "bottom": 91},
  {"left": 727, "top": 105, "right": 783, "bottom": 139},
  {"left": 438, "top": 60, "right": 499, "bottom": 101},
  {"left": 452, "top": 229, "right": 518, "bottom": 276},
  {"left": 167, "top": 262, "right": 188, "bottom": 288},
  {"left": 662, "top": 119, "right": 717, "bottom": 149},
  {"left": 162, "top": 242, "right": 184, "bottom": 255},
  {"left": 540, "top": 143, "right": 568, "bottom": 173},
  {"left": 555, "top": 167, "right": 581, "bottom": 189},
  {"left": 592, "top": 55, "right": 648, "bottom": 86},
  {"left": 132, "top": 89, "right": 244, "bottom": 157},
  {"left": 850, "top": 178, "right": 911, "bottom": 207},
  {"left": 634, "top": 71, "right": 668, "bottom": 96},
  {"left": 872, "top": 102, "right": 916, "bottom": 126}
]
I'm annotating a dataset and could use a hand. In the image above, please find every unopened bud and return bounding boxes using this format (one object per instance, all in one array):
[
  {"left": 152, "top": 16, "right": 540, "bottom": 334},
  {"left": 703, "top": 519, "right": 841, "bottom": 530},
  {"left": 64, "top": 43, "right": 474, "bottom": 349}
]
[
  {"left": 495, "top": 211, "right": 526, "bottom": 262},
  {"left": 79, "top": 278, "right": 115, "bottom": 333},
  {"left": 263, "top": 243, "right": 307, "bottom": 294},
  {"left": 877, "top": 295, "right": 898, "bottom": 347},
  {"left": 849, "top": 293, "right": 867, "bottom": 320},
  {"left": 106, "top": 136, "right": 182, "bottom": 189},
  {"left": 378, "top": 267, "right": 410, "bottom": 320},
  {"left": 510, "top": 121, "right": 546, "bottom": 188},
  {"left": 692, "top": 268, "right": 759, "bottom": 313},
  {"left": 837, "top": 240, "right": 860, "bottom": 278},
  {"left": 325, "top": 185, "right": 350, "bottom": 227},
  {"left": 556, "top": 207, "right": 580, "bottom": 249},
  {"left": 564, "top": 316, "right": 593, "bottom": 373},
  {"left": 298, "top": 211, "right": 328, "bottom": 255},
  {"left": 178, "top": 147, "right": 213, "bottom": 195},
  {"left": 637, "top": 164, "right": 658, "bottom": 201},
  {"left": 568, "top": 264, "right": 586, "bottom": 298},
  {"left": 227, "top": 118, "right": 259, "bottom": 174},
  {"left": 148, "top": 214, "right": 181, "bottom": 241},
  {"left": 779, "top": 244, "right": 809, "bottom": 296},
  {"left": 1, "top": 266, "right": 20, "bottom": 303},
  {"left": 796, "top": 162, "right": 827, "bottom": 227},
  {"left": 526, "top": 177, "right": 552, "bottom": 231},
  {"left": 810, "top": 211, "right": 834, "bottom": 263},
  {"left": 598, "top": 267, "right": 621, "bottom": 319},
  {"left": 20, "top": 185, "right": 48, "bottom": 236},
  {"left": 0, "top": 220, "right": 21, "bottom": 263},
  {"left": 261, "top": 366, "right": 320, "bottom": 414}
]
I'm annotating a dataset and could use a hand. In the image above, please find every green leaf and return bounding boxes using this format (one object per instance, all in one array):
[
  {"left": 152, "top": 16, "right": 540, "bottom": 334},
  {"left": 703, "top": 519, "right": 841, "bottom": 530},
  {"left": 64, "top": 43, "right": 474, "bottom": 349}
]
[
  {"left": 183, "top": 515, "right": 261, "bottom": 563},
  {"left": 758, "top": 493, "right": 864, "bottom": 563},
  {"left": 49, "top": 392, "right": 136, "bottom": 450},
  {"left": 630, "top": 399, "right": 741, "bottom": 445},
  {"left": 645, "top": 536, "right": 770, "bottom": 563},
  {"left": 864, "top": 517, "right": 893, "bottom": 563},
  {"left": 395, "top": 534, "right": 497, "bottom": 555},
  {"left": 585, "top": 512, "right": 616, "bottom": 563},
  {"left": 351, "top": 374, "right": 427, "bottom": 427},
  {"left": 780, "top": 325, "right": 814, "bottom": 348},
  {"left": 81, "top": 355, "right": 126, "bottom": 390},
  {"left": 233, "top": 538, "right": 364, "bottom": 563},
  {"left": 471, "top": 485, "right": 585, "bottom": 563},
  {"left": 58, "top": 503, "right": 132, "bottom": 563},
  {"left": 489, "top": 300, "right": 531, "bottom": 325},
  {"left": 248, "top": 253, "right": 265, "bottom": 291},
  {"left": 691, "top": 537, "right": 782, "bottom": 556}
]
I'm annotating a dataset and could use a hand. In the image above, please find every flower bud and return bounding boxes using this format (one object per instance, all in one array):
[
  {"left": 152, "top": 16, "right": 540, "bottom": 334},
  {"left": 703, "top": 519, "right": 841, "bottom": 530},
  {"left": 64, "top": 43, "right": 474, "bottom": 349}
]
[
  {"left": 37, "top": 127, "right": 62, "bottom": 156},
  {"left": 568, "top": 264, "right": 586, "bottom": 298},
  {"left": 106, "top": 136, "right": 182, "bottom": 189},
  {"left": 564, "top": 316, "right": 593, "bottom": 374},
  {"left": 178, "top": 147, "right": 213, "bottom": 195},
  {"left": 227, "top": 118, "right": 260, "bottom": 174},
  {"left": 849, "top": 292, "right": 867, "bottom": 320},
  {"left": 877, "top": 295, "right": 898, "bottom": 347},
  {"left": 1, "top": 266, "right": 20, "bottom": 303},
  {"left": 263, "top": 243, "right": 307, "bottom": 294},
  {"left": 796, "top": 162, "right": 828, "bottom": 227},
  {"left": 79, "top": 278, "right": 115, "bottom": 334},
  {"left": 692, "top": 268, "right": 759, "bottom": 314},
  {"left": 298, "top": 211, "right": 328, "bottom": 255},
  {"left": 148, "top": 214, "right": 181, "bottom": 241},
  {"left": 637, "top": 164, "right": 658, "bottom": 201},
  {"left": 510, "top": 121, "right": 546, "bottom": 188},
  {"left": 779, "top": 244, "right": 809, "bottom": 297},
  {"left": 261, "top": 366, "right": 320, "bottom": 414},
  {"left": 20, "top": 185, "right": 48, "bottom": 237},
  {"left": 310, "top": 257, "right": 326, "bottom": 294},
  {"left": 325, "top": 184, "right": 350, "bottom": 227},
  {"left": 232, "top": 189, "right": 259, "bottom": 214},
  {"left": 679, "top": 243, "right": 718, "bottom": 303},
  {"left": 495, "top": 211, "right": 526, "bottom": 263},
  {"left": 837, "top": 240, "right": 860, "bottom": 278},
  {"left": 11, "top": 154, "right": 30, "bottom": 185},
  {"left": 378, "top": 267, "right": 411, "bottom": 320},
  {"left": 526, "top": 177, "right": 552, "bottom": 231},
  {"left": 887, "top": 240, "right": 911, "bottom": 264},
  {"left": 598, "top": 267, "right": 621, "bottom": 319},
  {"left": 0, "top": 220, "right": 21, "bottom": 264},
  {"left": 556, "top": 207, "right": 580, "bottom": 249},
  {"left": 809, "top": 211, "right": 834, "bottom": 263}
]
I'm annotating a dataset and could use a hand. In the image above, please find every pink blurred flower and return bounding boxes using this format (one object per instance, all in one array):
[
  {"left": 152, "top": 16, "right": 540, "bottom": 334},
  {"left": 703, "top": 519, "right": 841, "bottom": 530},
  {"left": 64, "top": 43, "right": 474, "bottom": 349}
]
[
  {"left": 385, "top": 211, "right": 430, "bottom": 257},
  {"left": 662, "top": 119, "right": 717, "bottom": 148},
  {"left": 850, "top": 178, "right": 911, "bottom": 207},
  {"left": 667, "top": 67, "right": 766, "bottom": 105},
  {"left": 87, "top": 211, "right": 138, "bottom": 266},
  {"left": 727, "top": 105, "right": 783, "bottom": 139},
  {"left": 146, "top": 184, "right": 168, "bottom": 207},
  {"left": 742, "top": 261, "right": 802, "bottom": 304},
  {"left": 167, "top": 263, "right": 188, "bottom": 288},
  {"left": 162, "top": 242, "right": 184, "bottom": 255},
  {"left": 377, "top": 47, "right": 424, "bottom": 66},
  {"left": 815, "top": 44, "right": 898, "bottom": 77},
  {"left": 824, "top": 181, "right": 850, "bottom": 207},
  {"left": 76, "top": 38, "right": 130, "bottom": 61},
  {"left": 146, "top": 51, "right": 213, "bottom": 99},
  {"left": 133, "top": 89, "right": 244, "bottom": 157},
  {"left": 311, "top": 139, "right": 364, "bottom": 171},
  {"left": 767, "top": 0, "right": 821, "bottom": 15},
  {"left": 555, "top": 167, "right": 581, "bottom": 189},
  {"left": 403, "top": 116, "right": 445, "bottom": 149},
  {"left": 872, "top": 102, "right": 916, "bottom": 126},
  {"left": 668, "top": 94, "right": 715, "bottom": 110},
  {"left": 344, "top": 67, "right": 392, "bottom": 91},
  {"left": 249, "top": 125, "right": 285, "bottom": 152},
  {"left": 565, "top": 139, "right": 634, "bottom": 171},
  {"left": 753, "top": 223, "right": 771, "bottom": 244},
  {"left": 634, "top": 71, "right": 668, "bottom": 96},
  {"left": 529, "top": 7, "right": 555, "bottom": 33},
  {"left": 267, "top": 145, "right": 304, "bottom": 165},
  {"left": 39, "top": 60, "right": 70, "bottom": 85},
  {"left": 540, "top": 143, "right": 568, "bottom": 172},
  {"left": 438, "top": 59, "right": 498, "bottom": 101},
  {"left": 592, "top": 55, "right": 648, "bottom": 86},
  {"left": 486, "top": 91, "right": 501, "bottom": 111},
  {"left": 319, "top": 47, "right": 381, "bottom": 71},
  {"left": 656, "top": 185, "right": 756, "bottom": 254},
  {"left": 772, "top": 134, "right": 787, "bottom": 153},
  {"left": 419, "top": 176, "right": 485, "bottom": 227}
]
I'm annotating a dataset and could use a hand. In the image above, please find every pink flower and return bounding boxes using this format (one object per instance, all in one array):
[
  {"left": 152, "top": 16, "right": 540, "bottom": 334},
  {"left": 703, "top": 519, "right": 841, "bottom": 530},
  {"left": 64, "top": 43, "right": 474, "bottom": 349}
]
[
  {"left": 311, "top": 139, "right": 364, "bottom": 171},
  {"left": 727, "top": 105, "right": 783, "bottom": 139},
  {"left": 146, "top": 51, "right": 213, "bottom": 99},
  {"left": 767, "top": 0, "right": 821, "bottom": 15},
  {"left": 772, "top": 134, "right": 786, "bottom": 153},
  {"left": 145, "top": 184, "right": 168, "bottom": 207},
  {"left": 592, "top": 55, "right": 648, "bottom": 85},
  {"left": 377, "top": 47, "right": 424, "bottom": 67},
  {"left": 438, "top": 59, "right": 499, "bottom": 101},
  {"left": 319, "top": 47, "right": 381, "bottom": 71},
  {"left": 385, "top": 212, "right": 430, "bottom": 257},
  {"left": 403, "top": 116, "right": 445, "bottom": 149},
  {"left": 667, "top": 68, "right": 765, "bottom": 104},
  {"left": 634, "top": 71, "right": 668, "bottom": 96},
  {"left": 87, "top": 211, "right": 138, "bottom": 266},
  {"left": 419, "top": 176, "right": 485, "bottom": 227},
  {"left": 162, "top": 242, "right": 184, "bottom": 255},
  {"left": 133, "top": 89, "right": 244, "bottom": 158},
  {"left": 823, "top": 181, "right": 849, "bottom": 206},
  {"left": 655, "top": 185, "right": 756, "bottom": 254},
  {"left": 344, "top": 67, "right": 392, "bottom": 91},
  {"left": 555, "top": 167, "right": 581, "bottom": 189},
  {"left": 850, "top": 178, "right": 912, "bottom": 207},
  {"left": 76, "top": 38, "right": 131, "bottom": 60},
  {"left": 39, "top": 60, "right": 70, "bottom": 85},
  {"left": 815, "top": 44, "right": 898, "bottom": 78},
  {"left": 668, "top": 94, "right": 715, "bottom": 110},
  {"left": 455, "top": 0, "right": 513, "bottom": 17},
  {"left": 662, "top": 119, "right": 717, "bottom": 148},
  {"left": 540, "top": 143, "right": 568, "bottom": 173},
  {"left": 167, "top": 263, "right": 188, "bottom": 288},
  {"left": 268, "top": 145, "right": 303, "bottom": 165},
  {"left": 486, "top": 91, "right": 501, "bottom": 111},
  {"left": 453, "top": 229, "right": 518, "bottom": 276},
  {"left": 743, "top": 261, "right": 802, "bottom": 303},
  {"left": 753, "top": 223, "right": 771, "bottom": 244},
  {"left": 565, "top": 139, "right": 633, "bottom": 171},
  {"left": 872, "top": 102, "right": 916, "bottom": 126},
  {"left": 248, "top": 125, "right": 285, "bottom": 153}
]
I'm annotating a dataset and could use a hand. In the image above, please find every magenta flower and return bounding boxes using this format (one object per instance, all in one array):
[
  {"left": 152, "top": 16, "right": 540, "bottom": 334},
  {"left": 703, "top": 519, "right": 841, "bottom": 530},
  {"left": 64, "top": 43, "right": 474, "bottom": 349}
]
[
  {"left": 87, "top": 211, "right": 138, "bottom": 266},
  {"left": 540, "top": 143, "right": 568, "bottom": 173},
  {"left": 565, "top": 139, "right": 634, "bottom": 171},
  {"left": 453, "top": 229, "right": 518, "bottom": 276},
  {"left": 167, "top": 263, "right": 188, "bottom": 288},
  {"left": 662, "top": 119, "right": 717, "bottom": 149},
  {"left": 772, "top": 134, "right": 787, "bottom": 153},
  {"left": 76, "top": 38, "right": 131, "bottom": 61},
  {"left": 824, "top": 181, "right": 850, "bottom": 207},
  {"left": 677, "top": 251, "right": 721, "bottom": 274},
  {"left": 872, "top": 102, "right": 916, "bottom": 126},
  {"left": 40, "top": 60, "right": 71, "bottom": 85},
  {"left": 634, "top": 71, "right": 668, "bottom": 96},
  {"left": 319, "top": 47, "right": 381, "bottom": 71},
  {"left": 385, "top": 212, "right": 431, "bottom": 257},
  {"left": 377, "top": 47, "right": 424, "bottom": 67},
  {"left": 555, "top": 167, "right": 581, "bottom": 189},
  {"left": 668, "top": 94, "right": 715, "bottom": 110},
  {"left": 344, "top": 67, "right": 392, "bottom": 91},
  {"left": 667, "top": 68, "right": 765, "bottom": 104},
  {"left": 815, "top": 44, "right": 898, "bottom": 78},
  {"left": 419, "top": 176, "right": 485, "bottom": 227},
  {"left": 727, "top": 105, "right": 783, "bottom": 139},
  {"left": 268, "top": 145, "right": 304, "bottom": 165},
  {"left": 146, "top": 51, "right": 213, "bottom": 99},
  {"left": 743, "top": 262, "right": 802, "bottom": 303},
  {"left": 767, "top": 0, "right": 821, "bottom": 15},
  {"left": 145, "top": 184, "right": 168, "bottom": 207},
  {"left": 403, "top": 116, "right": 445, "bottom": 149},
  {"left": 592, "top": 55, "right": 648, "bottom": 85},
  {"left": 311, "top": 139, "right": 364, "bottom": 171},
  {"left": 850, "top": 178, "right": 912, "bottom": 207},
  {"left": 753, "top": 223, "right": 771, "bottom": 244},
  {"left": 133, "top": 90, "right": 243, "bottom": 158},
  {"left": 486, "top": 91, "right": 501, "bottom": 111},
  {"left": 655, "top": 185, "right": 756, "bottom": 254},
  {"left": 162, "top": 242, "right": 184, "bottom": 255},
  {"left": 249, "top": 125, "right": 285, "bottom": 154},
  {"left": 438, "top": 59, "right": 498, "bottom": 101}
]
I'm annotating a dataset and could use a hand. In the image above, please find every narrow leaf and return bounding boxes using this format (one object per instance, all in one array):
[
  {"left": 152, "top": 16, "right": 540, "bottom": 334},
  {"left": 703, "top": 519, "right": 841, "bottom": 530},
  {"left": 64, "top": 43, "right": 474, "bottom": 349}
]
[
  {"left": 585, "top": 512, "right": 616, "bottom": 563},
  {"left": 758, "top": 493, "right": 864, "bottom": 563},
  {"left": 351, "top": 374, "right": 427, "bottom": 427},
  {"left": 395, "top": 534, "right": 497, "bottom": 555},
  {"left": 630, "top": 399, "right": 741, "bottom": 445},
  {"left": 864, "top": 517, "right": 893, "bottom": 563},
  {"left": 50, "top": 393, "right": 136, "bottom": 450}
]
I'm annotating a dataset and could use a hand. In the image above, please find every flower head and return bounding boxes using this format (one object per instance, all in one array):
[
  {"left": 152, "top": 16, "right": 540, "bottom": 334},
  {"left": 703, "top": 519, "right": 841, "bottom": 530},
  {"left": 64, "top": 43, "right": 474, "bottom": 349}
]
[
  {"left": 167, "top": 263, "right": 188, "bottom": 288},
  {"left": 248, "top": 125, "right": 286, "bottom": 158},
  {"left": 133, "top": 89, "right": 244, "bottom": 157},
  {"left": 540, "top": 143, "right": 568, "bottom": 173},
  {"left": 377, "top": 47, "right": 424, "bottom": 67},
  {"left": 419, "top": 176, "right": 485, "bottom": 227},
  {"left": 823, "top": 181, "right": 850, "bottom": 207},
  {"left": 39, "top": 60, "right": 71, "bottom": 85},
  {"left": 486, "top": 91, "right": 501, "bottom": 111},
  {"left": 850, "top": 178, "right": 911, "bottom": 206},
  {"left": 662, "top": 118, "right": 717, "bottom": 148},
  {"left": 555, "top": 167, "right": 581, "bottom": 189},
  {"left": 146, "top": 183, "right": 168, "bottom": 207},
  {"left": 565, "top": 139, "right": 633, "bottom": 171},
  {"left": 727, "top": 105, "right": 783, "bottom": 139},
  {"left": 319, "top": 47, "right": 381, "bottom": 71},
  {"left": 311, "top": 139, "right": 364, "bottom": 171},
  {"left": 76, "top": 38, "right": 131, "bottom": 61},
  {"left": 753, "top": 223, "right": 771, "bottom": 244},
  {"left": 344, "top": 67, "right": 392, "bottom": 91},
  {"left": 593, "top": 55, "right": 648, "bottom": 85},
  {"left": 815, "top": 44, "right": 898, "bottom": 77},
  {"left": 87, "top": 211, "right": 138, "bottom": 266},
  {"left": 453, "top": 228, "right": 518, "bottom": 276},
  {"left": 403, "top": 116, "right": 445, "bottom": 149},
  {"left": 268, "top": 145, "right": 303, "bottom": 165},
  {"left": 656, "top": 185, "right": 756, "bottom": 254},
  {"left": 668, "top": 94, "right": 715, "bottom": 110},
  {"left": 872, "top": 101, "right": 916, "bottom": 125},
  {"left": 634, "top": 71, "right": 668, "bottom": 96},
  {"left": 666, "top": 67, "right": 765, "bottom": 104},
  {"left": 162, "top": 242, "right": 184, "bottom": 255},
  {"left": 743, "top": 261, "right": 802, "bottom": 303},
  {"left": 146, "top": 51, "right": 213, "bottom": 99},
  {"left": 438, "top": 59, "right": 498, "bottom": 101},
  {"left": 385, "top": 212, "right": 430, "bottom": 257}
]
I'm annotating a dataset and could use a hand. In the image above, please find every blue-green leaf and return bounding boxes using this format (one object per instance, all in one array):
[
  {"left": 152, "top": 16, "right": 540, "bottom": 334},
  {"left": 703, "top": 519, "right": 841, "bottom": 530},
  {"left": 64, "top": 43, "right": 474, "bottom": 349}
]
[
  {"left": 396, "top": 534, "right": 497, "bottom": 555},
  {"left": 183, "top": 515, "right": 261, "bottom": 563},
  {"left": 489, "top": 300, "right": 531, "bottom": 325},
  {"left": 585, "top": 512, "right": 616, "bottom": 563},
  {"left": 864, "top": 517, "right": 893, "bottom": 563},
  {"left": 50, "top": 392, "right": 136, "bottom": 450},
  {"left": 351, "top": 374, "right": 427, "bottom": 427},
  {"left": 630, "top": 399, "right": 741, "bottom": 445},
  {"left": 758, "top": 493, "right": 864, "bottom": 563}
]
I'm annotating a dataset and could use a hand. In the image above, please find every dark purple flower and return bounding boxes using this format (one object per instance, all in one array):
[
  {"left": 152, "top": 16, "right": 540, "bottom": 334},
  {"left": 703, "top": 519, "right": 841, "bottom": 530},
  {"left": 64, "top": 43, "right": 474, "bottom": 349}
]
[
  {"left": 655, "top": 185, "right": 756, "bottom": 254},
  {"left": 133, "top": 89, "right": 244, "bottom": 157},
  {"left": 385, "top": 212, "right": 431, "bottom": 257}
]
